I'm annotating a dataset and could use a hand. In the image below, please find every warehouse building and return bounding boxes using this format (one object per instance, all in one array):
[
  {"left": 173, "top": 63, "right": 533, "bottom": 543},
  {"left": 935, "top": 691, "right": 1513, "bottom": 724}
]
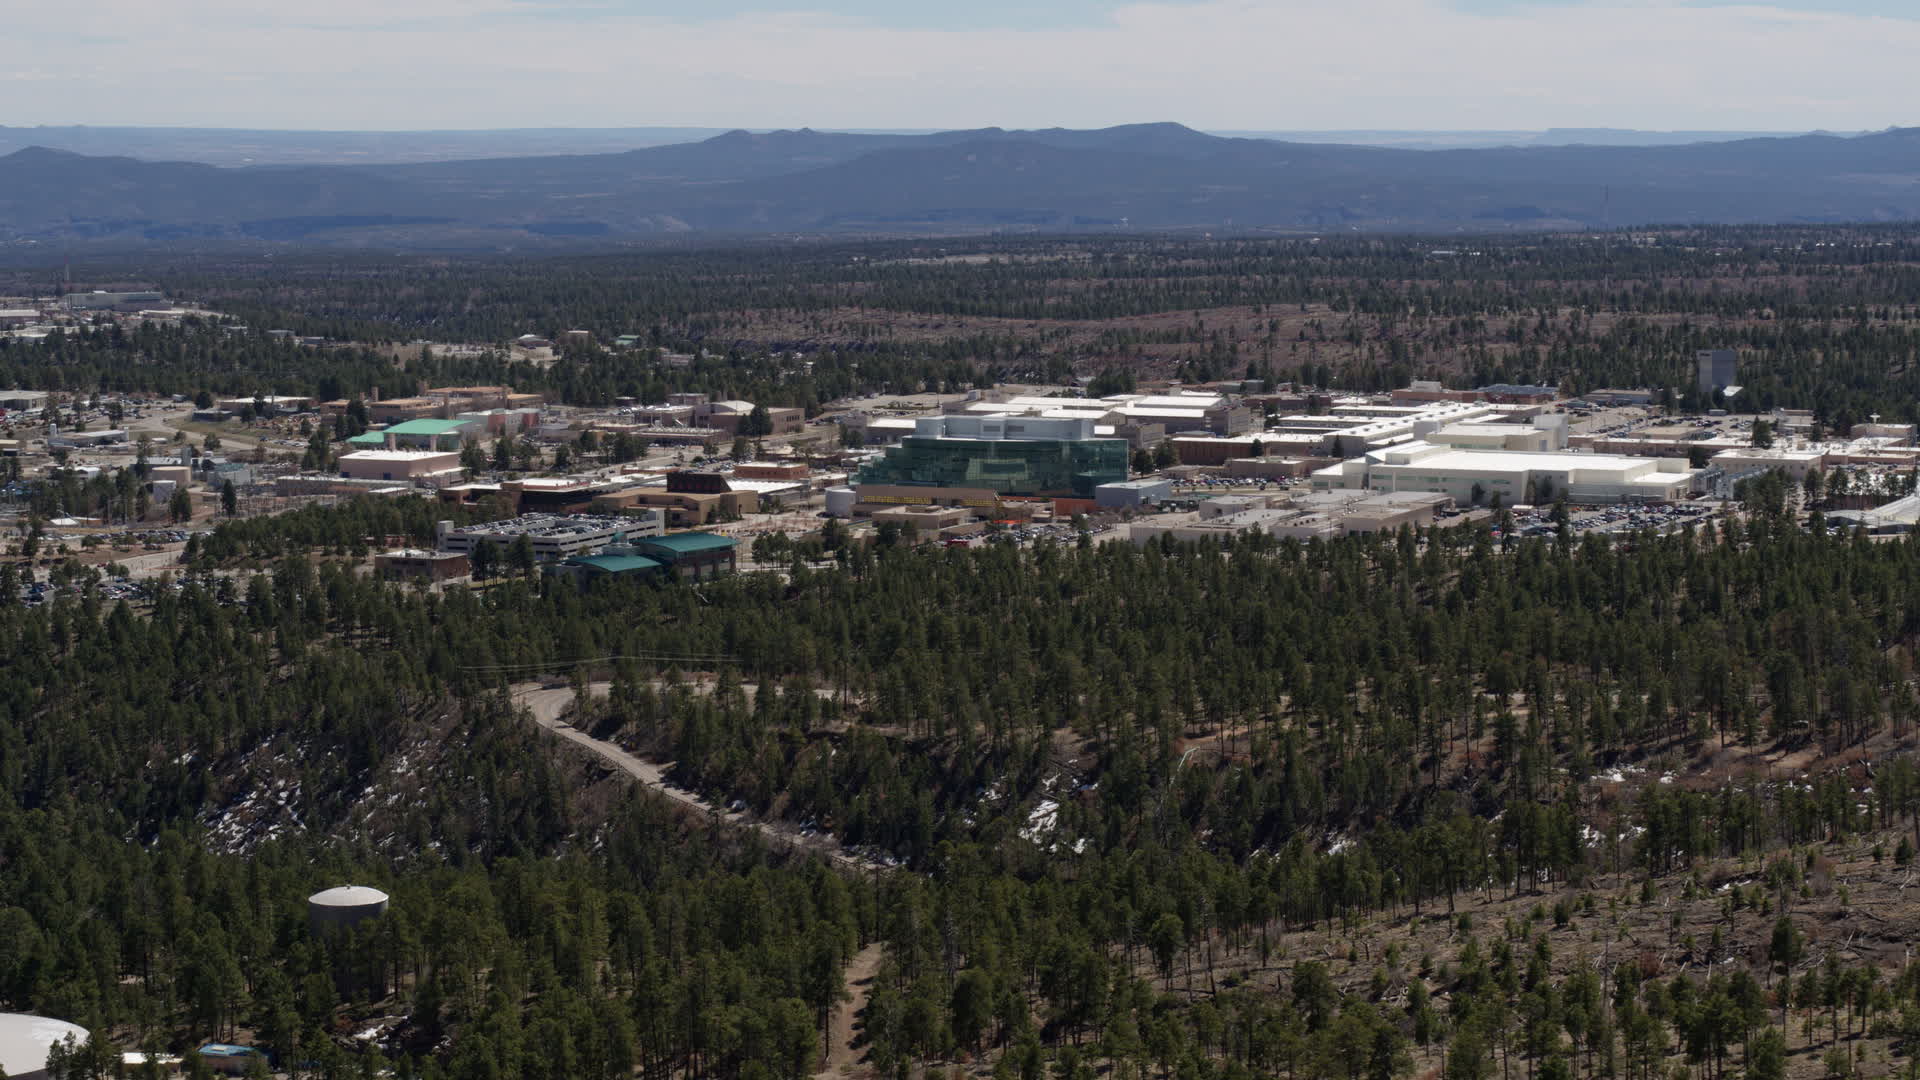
[
  {"left": 1707, "top": 447, "right": 1827, "bottom": 481},
  {"left": 216, "top": 395, "right": 313, "bottom": 415},
  {"left": 1425, "top": 416, "right": 1568, "bottom": 453},
  {"left": 65, "top": 290, "right": 164, "bottom": 312},
  {"left": 1130, "top": 491, "right": 1451, "bottom": 545},
  {"left": 1313, "top": 441, "right": 1704, "bottom": 505},
  {"left": 47, "top": 428, "right": 129, "bottom": 449},
  {"left": 0, "top": 390, "right": 49, "bottom": 412},
  {"left": 1095, "top": 478, "right": 1174, "bottom": 509},
  {"left": 338, "top": 449, "right": 465, "bottom": 485},
  {"left": 1266, "top": 401, "right": 1499, "bottom": 457},
  {"left": 1584, "top": 388, "right": 1658, "bottom": 407},
  {"left": 1829, "top": 492, "right": 1920, "bottom": 534}
]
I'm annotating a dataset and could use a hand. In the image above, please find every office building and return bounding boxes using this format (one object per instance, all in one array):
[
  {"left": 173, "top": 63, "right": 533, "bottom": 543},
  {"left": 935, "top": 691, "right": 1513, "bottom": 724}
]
[
  {"left": 632, "top": 533, "right": 738, "bottom": 580},
  {"left": 1697, "top": 350, "right": 1737, "bottom": 394},
  {"left": 367, "top": 398, "right": 444, "bottom": 424},
  {"left": 374, "top": 549, "right": 472, "bottom": 582},
  {"left": 855, "top": 415, "right": 1128, "bottom": 500},
  {"left": 701, "top": 400, "right": 806, "bottom": 436},
  {"left": 1477, "top": 384, "right": 1560, "bottom": 405},
  {"left": 955, "top": 390, "right": 1252, "bottom": 436}
]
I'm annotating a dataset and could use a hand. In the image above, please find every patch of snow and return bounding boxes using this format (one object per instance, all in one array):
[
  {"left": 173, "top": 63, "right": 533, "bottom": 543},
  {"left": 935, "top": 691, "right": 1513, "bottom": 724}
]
[{"left": 1020, "top": 799, "right": 1060, "bottom": 844}]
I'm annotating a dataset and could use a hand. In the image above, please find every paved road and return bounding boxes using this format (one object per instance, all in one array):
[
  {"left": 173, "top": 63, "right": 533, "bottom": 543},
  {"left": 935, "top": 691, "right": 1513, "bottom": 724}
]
[{"left": 514, "top": 683, "right": 886, "bottom": 873}]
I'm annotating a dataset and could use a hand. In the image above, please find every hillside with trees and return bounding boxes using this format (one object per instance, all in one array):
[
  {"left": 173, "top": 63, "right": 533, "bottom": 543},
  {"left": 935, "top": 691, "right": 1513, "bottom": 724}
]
[{"left": 2, "top": 493, "right": 1919, "bottom": 1080}]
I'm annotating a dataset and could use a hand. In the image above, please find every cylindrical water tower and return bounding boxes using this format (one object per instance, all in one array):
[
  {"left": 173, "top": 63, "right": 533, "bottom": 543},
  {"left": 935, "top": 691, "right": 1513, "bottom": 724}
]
[
  {"left": 307, "top": 885, "right": 390, "bottom": 935},
  {"left": 0, "top": 1013, "right": 90, "bottom": 1080},
  {"left": 825, "top": 487, "right": 858, "bottom": 518}
]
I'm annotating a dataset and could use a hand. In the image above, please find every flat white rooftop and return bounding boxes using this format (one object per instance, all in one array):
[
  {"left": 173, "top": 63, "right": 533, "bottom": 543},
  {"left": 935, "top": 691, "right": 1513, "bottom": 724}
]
[
  {"left": 1116, "top": 405, "right": 1208, "bottom": 419},
  {"left": 1118, "top": 394, "right": 1226, "bottom": 409},
  {"left": 1376, "top": 443, "right": 1680, "bottom": 473},
  {"left": 339, "top": 449, "right": 458, "bottom": 461}
]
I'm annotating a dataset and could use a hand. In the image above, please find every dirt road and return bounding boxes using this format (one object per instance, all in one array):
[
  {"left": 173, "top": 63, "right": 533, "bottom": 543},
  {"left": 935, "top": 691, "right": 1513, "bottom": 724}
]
[
  {"left": 514, "top": 682, "right": 886, "bottom": 873},
  {"left": 816, "top": 943, "right": 883, "bottom": 1080}
]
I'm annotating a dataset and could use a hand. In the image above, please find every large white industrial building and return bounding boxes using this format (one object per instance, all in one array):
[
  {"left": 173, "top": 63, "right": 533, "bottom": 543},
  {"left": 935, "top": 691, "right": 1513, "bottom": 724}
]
[{"left": 1312, "top": 441, "right": 1706, "bottom": 505}]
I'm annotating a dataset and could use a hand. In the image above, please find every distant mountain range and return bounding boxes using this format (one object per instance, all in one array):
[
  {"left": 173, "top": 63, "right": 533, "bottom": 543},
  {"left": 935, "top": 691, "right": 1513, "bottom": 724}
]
[
  {"left": 0, "top": 125, "right": 1839, "bottom": 165},
  {"left": 3, "top": 122, "right": 1919, "bottom": 249}
]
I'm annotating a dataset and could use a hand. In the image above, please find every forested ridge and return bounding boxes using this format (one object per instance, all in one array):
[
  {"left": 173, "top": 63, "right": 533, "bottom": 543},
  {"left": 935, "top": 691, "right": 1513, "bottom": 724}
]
[
  {"left": 9, "top": 493, "right": 1920, "bottom": 1080},
  {"left": 20, "top": 226, "right": 1920, "bottom": 422}
]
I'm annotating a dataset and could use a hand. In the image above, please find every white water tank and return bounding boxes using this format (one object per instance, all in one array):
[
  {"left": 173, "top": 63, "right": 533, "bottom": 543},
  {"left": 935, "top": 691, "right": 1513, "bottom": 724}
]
[
  {"left": 824, "top": 487, "right": 858, "bottom": 518},
  {"left": 0, "top": 1013, "right": 89, "bottom": 1080},
  {"left": 307, "top": 885, "right": 390, "bottom": 934}
]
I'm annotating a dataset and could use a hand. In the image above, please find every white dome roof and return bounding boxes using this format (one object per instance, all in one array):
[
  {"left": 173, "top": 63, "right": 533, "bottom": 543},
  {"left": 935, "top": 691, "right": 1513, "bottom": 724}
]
[
  {"left": 308, "top": 885, "right": 390, "bottom": 907},
  {"left": 0, "top": 1014, "right": 88, "bottom": 1078}
]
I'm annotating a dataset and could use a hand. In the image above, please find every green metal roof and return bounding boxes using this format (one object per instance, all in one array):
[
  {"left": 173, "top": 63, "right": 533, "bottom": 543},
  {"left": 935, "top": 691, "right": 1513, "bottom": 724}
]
[
  {"left": 567, "top": 554, "right": 663, "bottom": 574},
  {"left": 640, "top": 532, "right": 738, "bottom": 556},
  {"left": 382, "top": 418, "right": 472, "bottom": 436},
  {"left": 347, "top": 431, "right": 388, "bottom": 446}
]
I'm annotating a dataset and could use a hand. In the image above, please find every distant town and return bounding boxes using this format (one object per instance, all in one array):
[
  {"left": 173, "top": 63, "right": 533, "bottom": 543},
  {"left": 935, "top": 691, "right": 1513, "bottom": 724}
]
[{"left": 2, "top": 291, "right": 1908, "bottom": 601}]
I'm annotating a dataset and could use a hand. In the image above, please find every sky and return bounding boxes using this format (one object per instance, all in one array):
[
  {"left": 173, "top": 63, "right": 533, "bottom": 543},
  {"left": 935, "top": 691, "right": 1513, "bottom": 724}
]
[{"left": 8, "top": 0, "right": 1920, "bottom": 132}]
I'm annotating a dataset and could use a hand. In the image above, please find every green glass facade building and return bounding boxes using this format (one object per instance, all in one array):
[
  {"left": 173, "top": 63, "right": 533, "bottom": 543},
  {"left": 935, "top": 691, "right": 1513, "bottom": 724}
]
[{"left": 857, "top": 434, "right": 1129, "bottom": 498}]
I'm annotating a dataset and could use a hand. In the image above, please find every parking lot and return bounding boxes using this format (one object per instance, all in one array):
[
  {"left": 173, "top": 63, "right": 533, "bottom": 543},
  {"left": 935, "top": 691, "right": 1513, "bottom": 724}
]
[{"left": 1502, "top": 502, "right": 1718, "bottom": 538}]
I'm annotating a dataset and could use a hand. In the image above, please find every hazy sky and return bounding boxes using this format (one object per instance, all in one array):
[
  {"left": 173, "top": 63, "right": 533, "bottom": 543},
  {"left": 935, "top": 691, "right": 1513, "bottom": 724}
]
[{"left": 10, "top": 0, "right": 1919, "bottom": 131}]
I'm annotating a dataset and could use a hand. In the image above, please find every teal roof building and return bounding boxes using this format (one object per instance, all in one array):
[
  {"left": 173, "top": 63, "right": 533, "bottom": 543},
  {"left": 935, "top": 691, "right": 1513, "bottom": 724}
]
[
  {"left": 348, "top": 418, "right": 474, "bottom": 451},
  {"left": 634, "top": 533, "right": 738, "bottom": 580},
  {"left": 568, "top": 553, "right": 665, "bottom": 575}
]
